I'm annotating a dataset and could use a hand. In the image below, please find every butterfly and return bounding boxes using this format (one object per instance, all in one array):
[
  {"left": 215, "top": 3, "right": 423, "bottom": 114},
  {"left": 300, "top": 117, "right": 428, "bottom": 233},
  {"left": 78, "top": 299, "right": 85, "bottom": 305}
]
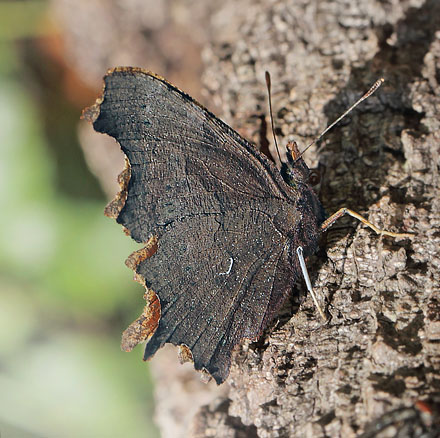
[{"left": 83, "top": 67, "right": 409, "bottom": 384}]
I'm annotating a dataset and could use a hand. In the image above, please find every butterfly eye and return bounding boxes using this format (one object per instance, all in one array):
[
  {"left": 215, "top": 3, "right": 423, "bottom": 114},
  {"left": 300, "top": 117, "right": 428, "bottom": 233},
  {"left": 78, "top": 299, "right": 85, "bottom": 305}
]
[{"left": 308, "top": 170, "right": 321, "bottom": 186}]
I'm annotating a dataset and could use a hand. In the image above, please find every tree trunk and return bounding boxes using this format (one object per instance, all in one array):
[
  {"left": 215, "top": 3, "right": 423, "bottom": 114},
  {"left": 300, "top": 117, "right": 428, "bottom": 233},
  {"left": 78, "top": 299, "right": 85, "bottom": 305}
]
[
  {"left": 68, "top": 0, "right": 440, "bottom": 436},
  {"left": 194, "top": 1, "right": 440, "bottom": 437}
]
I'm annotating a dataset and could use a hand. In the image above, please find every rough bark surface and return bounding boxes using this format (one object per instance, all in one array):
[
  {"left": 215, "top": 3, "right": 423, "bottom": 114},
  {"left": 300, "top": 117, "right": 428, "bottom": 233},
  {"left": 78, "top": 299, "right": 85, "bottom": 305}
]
[
  {"left": 197, "top": 1, "right": 440, "bottom": 437},
  {"left": 64, "top": 0, "right": 440, "bottom": 436}
]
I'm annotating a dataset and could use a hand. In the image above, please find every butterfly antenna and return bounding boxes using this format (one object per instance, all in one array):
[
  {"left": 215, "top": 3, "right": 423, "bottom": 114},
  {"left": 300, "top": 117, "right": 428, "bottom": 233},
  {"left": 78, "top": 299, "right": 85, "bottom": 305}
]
[
  {"left": 295, "top": 78, "right": 385, "bottom": 163},
  {"left": 265, "top": 71, "right": 283, "bottom": 164}
]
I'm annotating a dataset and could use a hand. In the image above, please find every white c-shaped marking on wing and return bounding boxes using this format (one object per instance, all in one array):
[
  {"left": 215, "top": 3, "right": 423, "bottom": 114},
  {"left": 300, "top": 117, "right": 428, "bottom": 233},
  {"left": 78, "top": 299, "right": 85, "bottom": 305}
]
[{"left": 218, "top": 257, "right": 234, "bottom": 275}]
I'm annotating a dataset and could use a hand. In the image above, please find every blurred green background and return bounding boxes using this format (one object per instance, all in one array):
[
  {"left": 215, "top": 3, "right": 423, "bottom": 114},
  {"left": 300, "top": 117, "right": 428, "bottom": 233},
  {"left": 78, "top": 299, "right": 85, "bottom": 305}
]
[{"left": 0, "top": 1, "right": 160, "bottom": 436}]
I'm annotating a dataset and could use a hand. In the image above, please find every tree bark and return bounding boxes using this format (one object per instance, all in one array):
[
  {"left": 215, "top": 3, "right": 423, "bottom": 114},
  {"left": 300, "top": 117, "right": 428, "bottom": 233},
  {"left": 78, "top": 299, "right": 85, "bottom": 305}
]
[
  {"left": 195, "top": 1, "right": 440, "bottom": 437},
  {"left": 66, "top": 0, "right": 440, "bottom": 436}
]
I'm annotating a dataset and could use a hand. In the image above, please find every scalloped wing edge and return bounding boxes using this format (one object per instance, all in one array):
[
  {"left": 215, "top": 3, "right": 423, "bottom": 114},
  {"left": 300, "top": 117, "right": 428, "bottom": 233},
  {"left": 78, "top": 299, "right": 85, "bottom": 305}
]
[
  {"left": 104, "top": 157, "right": 131, "bottom": 220},
  {"left": 82, "top": 81, "right": 163, "bottom": 354},
  {"left": 121, "top": 236, "right": 161, "bottom": 352}
]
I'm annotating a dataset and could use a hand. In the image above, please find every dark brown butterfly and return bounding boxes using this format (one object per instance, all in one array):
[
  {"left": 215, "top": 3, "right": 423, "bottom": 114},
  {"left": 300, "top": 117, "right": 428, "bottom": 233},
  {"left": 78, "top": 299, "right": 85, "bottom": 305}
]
[{"left": 83, "top": 67, "right": 409, "bottom": 384}]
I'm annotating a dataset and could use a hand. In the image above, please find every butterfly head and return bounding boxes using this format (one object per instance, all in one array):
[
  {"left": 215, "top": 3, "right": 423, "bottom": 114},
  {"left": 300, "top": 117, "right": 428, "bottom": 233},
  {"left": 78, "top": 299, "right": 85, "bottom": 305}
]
[{"left": 280, "top": 141, "right": 312, "bottom": 187}]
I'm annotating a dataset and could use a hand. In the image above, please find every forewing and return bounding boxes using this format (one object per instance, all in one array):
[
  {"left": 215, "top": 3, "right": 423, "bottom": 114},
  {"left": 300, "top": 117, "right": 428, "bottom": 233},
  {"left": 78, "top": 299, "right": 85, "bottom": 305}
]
[{"left": 90, "top": 68, "right": 296, "bottom": 243}]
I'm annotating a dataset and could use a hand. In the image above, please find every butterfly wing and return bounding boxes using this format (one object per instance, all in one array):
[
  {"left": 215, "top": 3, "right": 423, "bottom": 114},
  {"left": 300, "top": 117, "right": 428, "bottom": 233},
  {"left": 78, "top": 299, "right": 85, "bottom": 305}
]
[{"left": 85, "top": 67, "right": 323, "bottom": 383}]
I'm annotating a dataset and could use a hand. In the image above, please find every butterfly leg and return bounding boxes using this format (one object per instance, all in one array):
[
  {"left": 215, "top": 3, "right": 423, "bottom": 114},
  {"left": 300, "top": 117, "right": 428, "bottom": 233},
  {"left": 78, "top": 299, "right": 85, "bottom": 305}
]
[
  {"left": 297, "top": 247, "right": 327, "bottom": 322},
  {"left": 321, "top": 208, "right": 412, "bottom": 238}
]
